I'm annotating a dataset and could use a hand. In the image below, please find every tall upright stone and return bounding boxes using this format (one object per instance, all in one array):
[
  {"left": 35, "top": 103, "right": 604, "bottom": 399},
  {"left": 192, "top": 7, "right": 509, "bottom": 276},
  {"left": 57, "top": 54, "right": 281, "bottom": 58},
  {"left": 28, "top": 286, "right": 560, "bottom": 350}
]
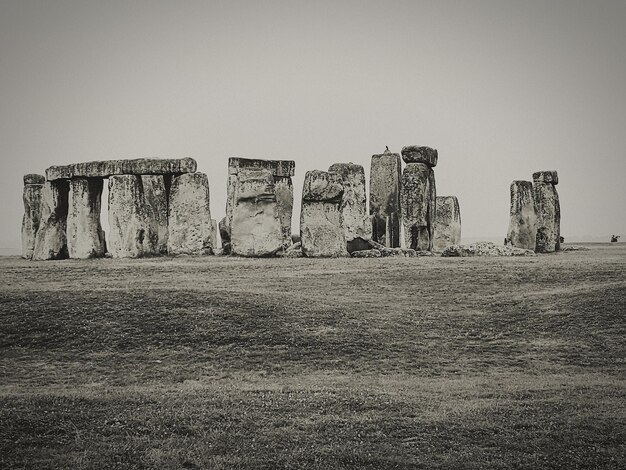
[
  {"left": 533, "top": 171, "right": 560, "bottom": 253},
  {"left": 67, "top": 178, "right": 106, "bottom": 259},
  {"left": 300, "top": 170, "right": 347, "bottom": 257},
  {"left": 370, "top": 150, "right": 402, "bottom": 248},
  {"left": 434, "top": 196, "right": 461, "bottom": 252},
  {"left": 506, "top": 181, "right": 537, "bottom": 251},
  {"left": 328, "top": 162, "right": 371, "bottom": 250},
  {"left": 32, "top": 180, "right": 70, "bottom": 260},
  {"left": 108, "top": 175, "right": 168, "bottom": 258},
  {"left": 168, "top": 172, "right": 213, "bottom": 255},
  {"left": 21, "top": 174, "right": 45, "bottom": 259},
  {"left": 230, "top": 168, "right": 283, "bottom": 257},
  {"left": 225, "top": 157, "right": 295, "bottom": 253},
  {"left": 400, "top": 146, "right": 437, "bottom": 251}
]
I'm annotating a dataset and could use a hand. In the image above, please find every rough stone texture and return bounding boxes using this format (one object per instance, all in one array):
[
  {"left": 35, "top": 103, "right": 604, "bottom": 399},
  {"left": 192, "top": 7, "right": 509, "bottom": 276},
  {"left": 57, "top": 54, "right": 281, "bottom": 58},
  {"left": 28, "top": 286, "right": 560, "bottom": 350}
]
[
  {"left": 370, "top": 150, "right": 402, "bottom": 247},
  {"left": 210, "top": 219, "right": 218, "bottom": 252},
  {"left": 561, "top": 245, "right": 590, "bottom": 252},
  {"left": 168, "top": 173, "right": 213, "bottom": 255},
  {"left": 274, "top": 177, "right": 294, "bottom": 248},
  {"left": 329, "top": 163, "right": 371, "bottom": 244},
  {"left": 401, "top": 146, "right": 438, "bottom": 167},
  {"left": 21, "top": 179, "right": 44, "bottom": 259},
  {"left": 67, "top": 178, "right": 106, "bottom": 259},
  {"left": 300, "top": 170, "right": 347, "bottom": 257},
  {"left": 351, "top": 249, "right": 382, "bottom": 258},
  {"left": 534, "top": 175, "right": 561, "bottom": 253},
  {"left": 24, "top": 174, "right": 45, "bottom": 185},
  {"left": 442, "top": 242, "right": 535, "bottom": 257},
  {"left": 46, "top": 157, "right": 197, "bottom": 181},
  {"left": 400, "top": 163, "right": 436, "bottom": 251},
  {"left": 219, "top": 217, "right": 231, "bottom": 254},
  {"left": 434, "top": 196, "right": 461, "bottom": 252},
  {"left": 506, "top": 181, "right": 537, "bottom": 251},
  {"left": 230, "top": 168, "right": 283, "bottom": 257},
  {"left": 533, "top": 171, "right": 559, "bottom": 185},
  {"left": 32, "top": 181, "right": 69, "bottom": 260},
  {"left": 380, "top": 247, "right": 417, "bottom": 257},
  {"left": 228, "top": 157, "right": 295, "bottom": 177},
  {"left": 108, "top": 175, "right": 168, "bottom": 258}
]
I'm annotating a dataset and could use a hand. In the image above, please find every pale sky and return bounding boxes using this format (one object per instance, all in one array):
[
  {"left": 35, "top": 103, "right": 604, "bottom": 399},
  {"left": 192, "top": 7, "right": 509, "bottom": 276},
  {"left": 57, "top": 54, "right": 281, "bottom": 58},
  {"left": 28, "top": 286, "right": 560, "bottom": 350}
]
[{"left": 1, "top": 0, "right": 625, "bottom": 251}]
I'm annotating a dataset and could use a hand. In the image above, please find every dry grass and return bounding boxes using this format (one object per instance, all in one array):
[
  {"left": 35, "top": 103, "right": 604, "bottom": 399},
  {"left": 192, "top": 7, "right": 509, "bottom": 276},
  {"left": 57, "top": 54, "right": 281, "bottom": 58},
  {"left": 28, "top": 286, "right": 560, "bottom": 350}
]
[{"left": 1, "top": 243, "right": 625, "bottom": 468}]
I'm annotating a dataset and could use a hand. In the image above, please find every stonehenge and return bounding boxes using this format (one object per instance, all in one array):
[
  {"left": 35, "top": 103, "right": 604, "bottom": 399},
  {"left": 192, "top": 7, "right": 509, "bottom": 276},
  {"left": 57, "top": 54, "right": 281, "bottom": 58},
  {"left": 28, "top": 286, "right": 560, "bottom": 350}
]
[
  {"left": 32, "top": 180, "right": 70, "bottom": 260},
  {"left": 369, "top": 149, "right": 402, "bottom": 248},
  {"left": 533, "top": 171, "right": 561, "bottom": 253},
  {"left": 433, "top": 196, "right": 461, "bottom": 252},
  {"left": 506, "top": 181, "right": 537, "bottom": 251},
  {"left": 67, "top": 178, "right": 107, "bottom": 259},
  {"left": 21, "top": 174, "right": 45, "bottom": 259},
  {"left": 400, "top": 146, "right": 437, "bottom": 251}
]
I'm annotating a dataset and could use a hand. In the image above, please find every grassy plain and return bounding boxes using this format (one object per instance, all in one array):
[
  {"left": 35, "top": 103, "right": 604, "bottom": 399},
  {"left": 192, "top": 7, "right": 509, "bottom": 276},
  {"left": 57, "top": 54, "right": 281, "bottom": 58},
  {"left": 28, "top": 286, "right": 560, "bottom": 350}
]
[{"left": 1, "top": 243, "right": 625, "bottom": 469}]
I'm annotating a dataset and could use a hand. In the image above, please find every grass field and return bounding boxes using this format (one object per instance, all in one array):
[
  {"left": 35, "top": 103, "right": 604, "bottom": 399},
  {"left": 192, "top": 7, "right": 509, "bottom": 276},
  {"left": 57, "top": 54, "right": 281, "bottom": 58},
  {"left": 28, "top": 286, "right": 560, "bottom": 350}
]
[{"left": 1, "top": 244, "right": 624, "bottom": 469}]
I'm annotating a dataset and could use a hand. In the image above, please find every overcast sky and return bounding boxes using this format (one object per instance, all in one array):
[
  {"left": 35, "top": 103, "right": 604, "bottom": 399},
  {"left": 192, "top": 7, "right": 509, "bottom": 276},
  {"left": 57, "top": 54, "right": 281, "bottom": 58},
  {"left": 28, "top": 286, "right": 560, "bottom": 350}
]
[{"left": 1, "top": 0, "right": 625, "bottom": 251}]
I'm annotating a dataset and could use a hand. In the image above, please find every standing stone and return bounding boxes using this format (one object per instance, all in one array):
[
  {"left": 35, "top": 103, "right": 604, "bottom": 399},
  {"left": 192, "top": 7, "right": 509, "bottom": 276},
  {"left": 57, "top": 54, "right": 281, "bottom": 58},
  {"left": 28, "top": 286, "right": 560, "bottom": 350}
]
[
  {"left": 168, "top": 173, "right": 213, "bottom": 255},
  {"left": 370, "top": 150, "right": 402, "bottom": 248},
  {"left": 219, "top": 217, "right": 231, "bottom": 254},
  {"left": 533, "top": 171, "right": 561, "bottom": 253},
  {"left": 32, "top": 181, "right": 69, "bottom": 260},
  {"left": 67, "top": 178, "right": 106, "bottom": 259},
  {"left": 224, "top": 157, "right": 295, "bottom": 253},
  {"left": 328, "top": 163, "right": 371, "bottom": 250},
  {"left": 210, "top": 219, "right": 219, "bottom": 252},
  {"left": 506, "top": 181, "right": 537, "bottom": 251},
  {"left": 108, "top": 175, "right": 168, "bottom": 258},
  {"left": 434, "top": 196, "right": 461, "bottom": 252},
  {"left": 400, "top": 146, "right": 437, "bottom": 251},
  {"left": 300, "top": 170, "right": 347, "bottom": 257},
  {"left": 21, "top": 175, "right": 45, "bottom": 259},
  {"left": 230, "top": 168, "right": 283, "bottom": 257}
]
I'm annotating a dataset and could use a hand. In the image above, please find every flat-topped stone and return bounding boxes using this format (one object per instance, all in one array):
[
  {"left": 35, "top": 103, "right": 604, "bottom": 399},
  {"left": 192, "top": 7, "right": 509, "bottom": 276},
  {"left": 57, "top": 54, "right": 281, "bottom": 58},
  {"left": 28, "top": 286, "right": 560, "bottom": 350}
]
[
  {"left": 401, "top": 146, "right": 438, "bottom": 167},
  {"left": 228, "top": 157, "right": 295, "bottom": 177},
  {"left": 45, "top": 157, "right": 197, "bottom": 181},
  {"left": 24, "top": 174, "right": 45, "bottom": 185},
  {"left": 370, "top": 150, "right": 402, "bottom": 248},
  {"left": 302, "top": 170, "right": 344, "bottom": 202},
  {"left": 533, "top": 170, "right": 558, "bottom": 185}
]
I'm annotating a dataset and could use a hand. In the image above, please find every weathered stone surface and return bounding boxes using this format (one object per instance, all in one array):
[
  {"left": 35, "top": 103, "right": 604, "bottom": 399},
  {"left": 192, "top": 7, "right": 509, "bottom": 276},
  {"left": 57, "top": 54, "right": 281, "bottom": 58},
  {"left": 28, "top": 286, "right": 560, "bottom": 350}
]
[
  {"left": 561, "top": 245, "right": 590, "bottom": 252},
  {"left": 274, "top": 177, "right": 294, "bottom": 248},
  {"left": 400, "top": 163, "right": 436, "bottom": 251},
  {"left": 46, "top": 157, "right": 197, "bottom": 181},
  {"left": 534, "top": 178, "right": 561, "bottom": 253},
  {"left": 380, "top": 247, "right": 417, "bottom": 257},
  {"left": 370, "top": 150, "right": 402, "bottom": 248},
  {"left": 108, "top": 175, "right": 168, "bottom": 258},
  {"left": 329, "top": 163, "right": 371, "bottom": 244},
  {"left": 230, "top": 168, "right": 283, "bottom": 257},
  {"left": 67, "top": 178, "right": 106, "bottom": 259},
  {"left": 347, "top": 237, "right": 371, "bottom": 254},
  {"left": 506, "top": 181, "right": 537, "bottom": 251},
  {"left": 32, "top": 181, "right": 69, "bottom": 260},
  {"left": 21, "top": 179, "right": 44, "bottom": 259},
  {"left": 300, "top": 170, "right": 347, "bottom": 257},
  {"left": 351, "top": 249, "right": 382, "bottom": 258},
  {"left": 434, "top": 196, "right": 461, "bottom": 252},
  {"left": 533, "top": 171, "right": 558, "bottom": 185},
  {"left": 401, "top": 146, "right": 438, "bottom": 167},
  {"left": 302, "top": 170, "right": 344, "bottom": 202},
  {"left": 210, "top": 219, "right": 218, "bottom": 252},
  {"left": 442, "top": 242, "right": 535, "bottom": 257},
  {"left": 228, "top": 157, "right": 295, "bottom": 177},
  {"left": 24, "top": 174, "right": 45, "bottom": 185},
  {"left": 219, "top": 217, "right": 231, "bottom": 254},
  {"left": 168, "top": 173, "right": 213, "bottom": 255}
]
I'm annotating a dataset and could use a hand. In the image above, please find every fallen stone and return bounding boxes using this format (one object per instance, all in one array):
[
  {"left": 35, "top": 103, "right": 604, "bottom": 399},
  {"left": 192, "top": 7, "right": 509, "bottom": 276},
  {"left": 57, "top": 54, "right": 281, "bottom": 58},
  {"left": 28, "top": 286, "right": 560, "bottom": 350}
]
[
  {"left": 46, "top": 157, "right": 197, "bottom": 181},
  {"left": 351, "top": 249, "right": 382, "bottom": 258},
  {"left": 300, "top": 170, "right": 347, "bottom": 257},
  {"left": 401, "top": 146, "right": 438, "bottom": 167},
  {"left": 561, "top": 245, "right": 590, "bottom": 252},
  {"left": 347, "top": 237, "right": 371, "bottom": 254},
  {"left": 534, "top": 177, "right": 561, "bottom": 253},
  {"left": 367, "top": 239, "right": 386, "bottom": 250},
  {"left": 21, "top": 177, "right": 44, "bottom": 259},
  {"left": 168, "top": 172, "right": 213, "bottom": 255},
  {"left": 23, "top": 174, "right": 45, "bottom": 185},
  {"left": 380, "top": 247, "right": 417, "bottom": 257},
  {"left": 329, "top": 163, "right": 371, "bottom": 245},
  {"left": 434, "top": 196, "right": 461, "bottom": 252},
  {"left": 230, "top": 168, "right": 283, "bottom": 257},
  {"left": 533, "top": 170, "right": 559, "bottom": 185},
  {"left": 506, "top": 181, "right": 537, "bottom": 251},
  {"left": 441, "top": 242, "right": 535, "bottom": 257},
  {"left": 67, "top": 178, "right": 107, "bottom": 259},
  {"left": 32, "top": 181, "right": 69, "bottom": 260},
  {"left": 108, "top": 175, "right": 168, "bottom": 258},
  {"left": 370, "top": 150, "right": 402, "bottom": 247},
  {"left": 400, "top": 163, "right": 436, "bottom": 251}
]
